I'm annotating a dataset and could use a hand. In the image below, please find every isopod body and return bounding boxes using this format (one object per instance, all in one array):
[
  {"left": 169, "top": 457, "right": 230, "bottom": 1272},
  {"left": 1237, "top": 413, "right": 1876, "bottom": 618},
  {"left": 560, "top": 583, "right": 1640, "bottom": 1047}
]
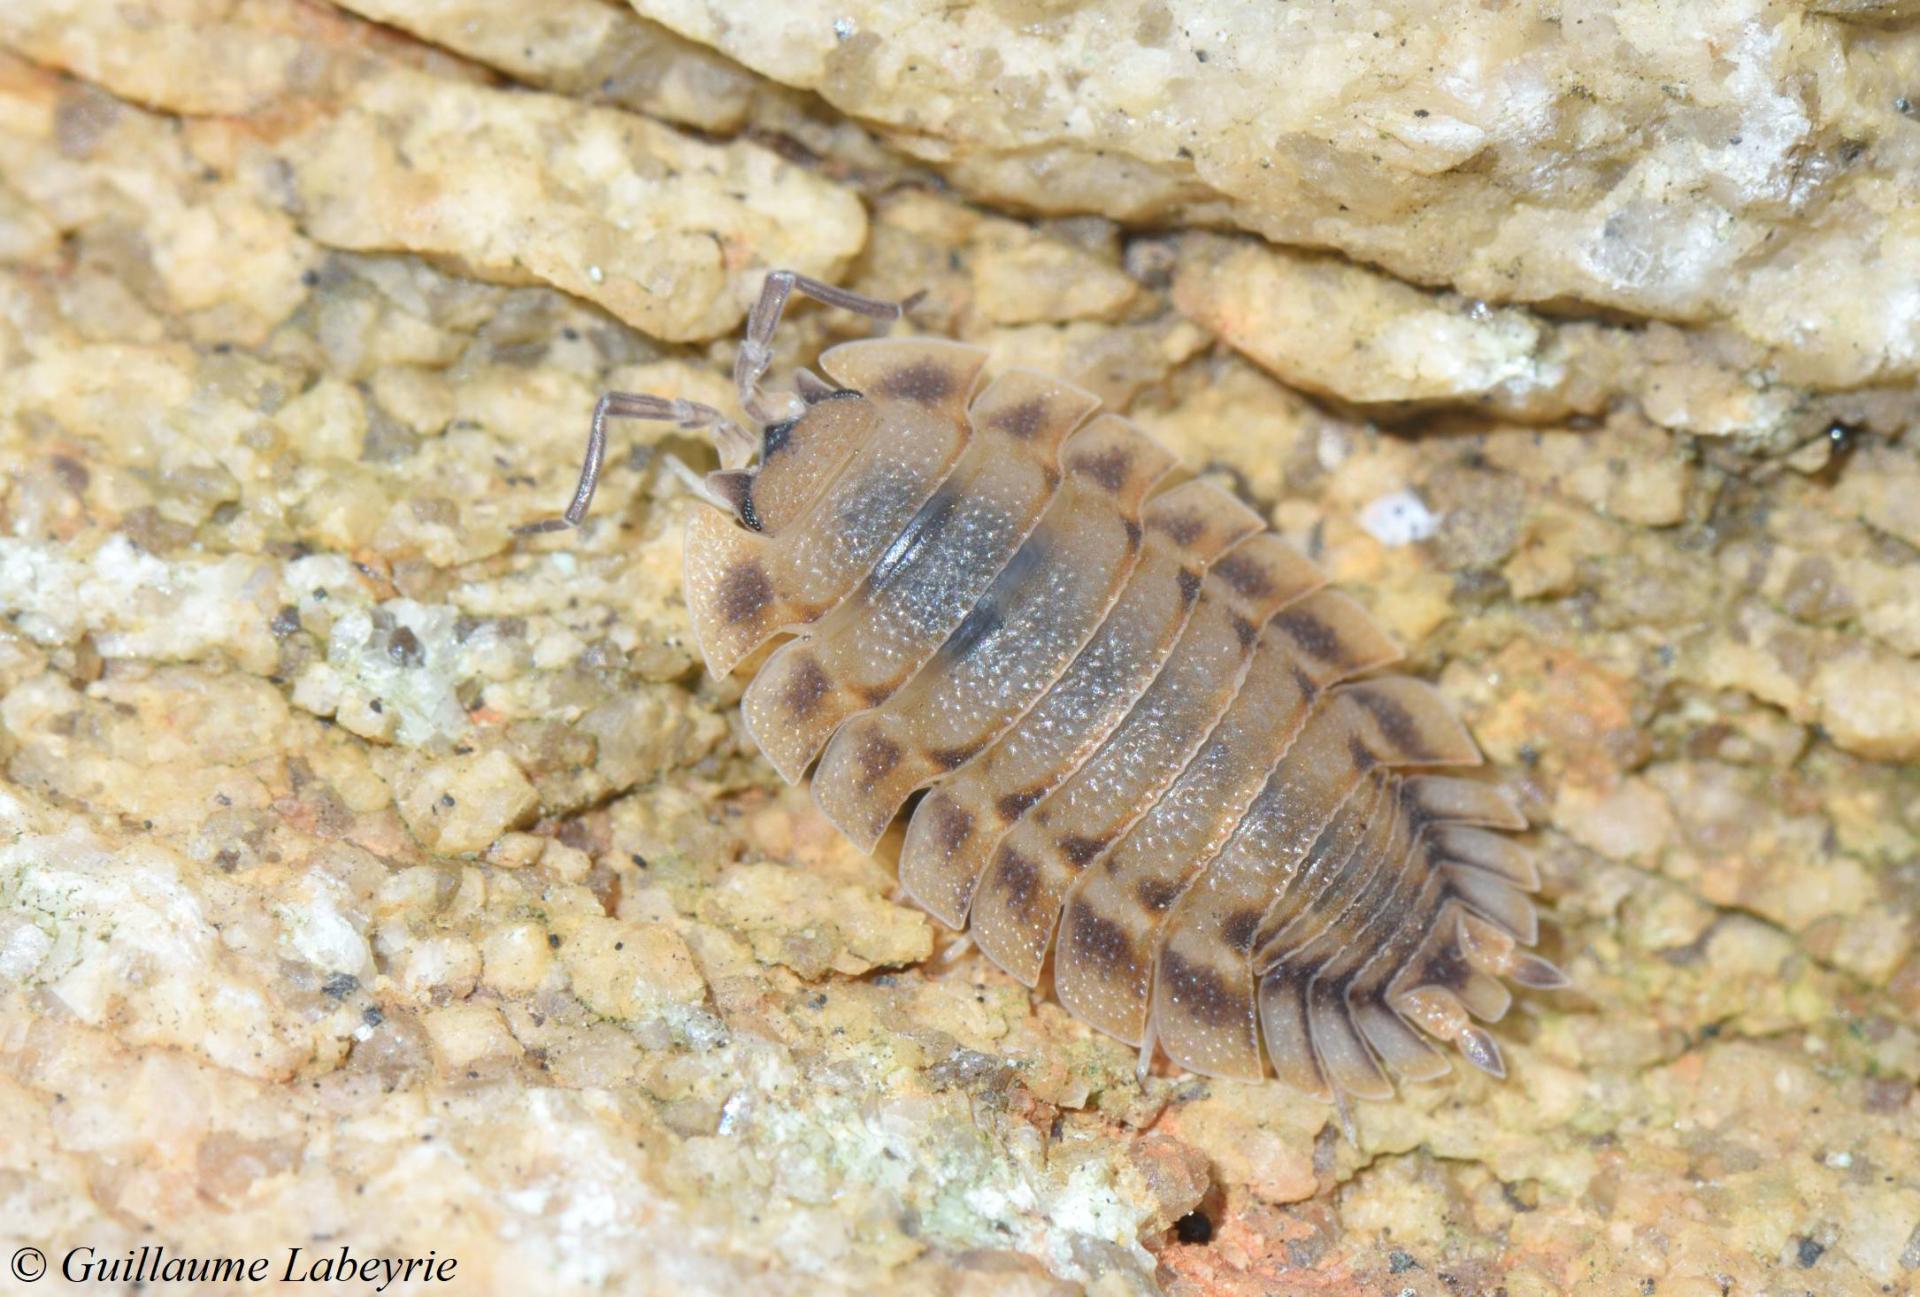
[{"left": 568, "top": 273, "right": 1565, "bottom": 1110}]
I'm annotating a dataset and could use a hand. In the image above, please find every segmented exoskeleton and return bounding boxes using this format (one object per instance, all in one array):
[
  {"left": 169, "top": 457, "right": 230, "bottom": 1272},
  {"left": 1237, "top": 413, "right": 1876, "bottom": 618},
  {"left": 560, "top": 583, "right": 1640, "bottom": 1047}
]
[{"left": 529, "top": 272, "right": 1566, "bottom": 1117}]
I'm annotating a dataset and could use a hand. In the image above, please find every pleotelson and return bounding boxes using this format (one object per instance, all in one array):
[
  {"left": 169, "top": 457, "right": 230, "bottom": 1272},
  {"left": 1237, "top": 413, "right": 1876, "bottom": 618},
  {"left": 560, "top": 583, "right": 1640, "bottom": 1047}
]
[{"left": 683, "top": 337, "right": 1564, "bottom": 1105}]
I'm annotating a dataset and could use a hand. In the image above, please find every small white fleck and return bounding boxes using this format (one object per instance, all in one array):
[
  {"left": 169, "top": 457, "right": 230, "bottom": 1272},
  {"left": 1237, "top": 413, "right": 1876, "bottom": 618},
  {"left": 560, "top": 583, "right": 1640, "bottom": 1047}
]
[
  {"left": 1824, "top": 1150, "right": 1852, "bottom": 1169},
  {"left": 832, "top": 16, "right": 855, "bottom": 40},
  {"left": 587, "top": 264, "right": 604, "bottom": 284},
  {"left": 1315, "top": 426, "right": 1351, "bottom": 471},
  {"left": 1358, "top": 488, "right": 1440, "bottom": 546}
]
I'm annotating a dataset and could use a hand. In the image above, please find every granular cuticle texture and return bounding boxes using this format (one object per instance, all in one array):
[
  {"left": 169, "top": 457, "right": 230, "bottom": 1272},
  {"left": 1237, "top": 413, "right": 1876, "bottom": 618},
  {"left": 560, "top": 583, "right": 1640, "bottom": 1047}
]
[{"left": 668, "top": 300, "right": 1567, "bottom": 1115}]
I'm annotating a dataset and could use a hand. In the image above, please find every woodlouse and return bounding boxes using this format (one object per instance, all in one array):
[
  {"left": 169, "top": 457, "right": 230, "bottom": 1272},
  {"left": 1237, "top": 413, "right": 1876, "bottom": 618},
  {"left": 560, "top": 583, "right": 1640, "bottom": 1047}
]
[{"left": 532, "top": 271, "right": 1566, "bottom": 1114}]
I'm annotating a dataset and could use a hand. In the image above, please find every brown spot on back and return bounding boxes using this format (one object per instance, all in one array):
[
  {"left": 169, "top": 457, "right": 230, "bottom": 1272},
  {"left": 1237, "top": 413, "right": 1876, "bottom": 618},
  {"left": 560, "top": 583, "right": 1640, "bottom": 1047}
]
[
  {"left": 932, "top": 797, "right": 975, "bottom": 853},
  {"left": 854, "top": 680, "right": 897, "bottom": 708},
  {"left": 929, "top": 742, "right": 981, "bottom": 772},
  {"left": 718, "top": 561, "right": 774, "bottom": 626},
  {"left": 1276, "top": 606, "right": 1347, "bottom": 666},
  {"left": 1351, "top": 686, "right": 1429, "bottom": 759},
  {"left": 1176, "top": 568, "right": 1203, "bottom": 605},
  {"left": 1289, "top": 664, "right": 1320, "bottom": 702},
  {"left": 996, "top": 787, "right": 1044, "bottom": 822},
  {"left": 989, "top": 396, "right": 1050, "bottom": 440},
  {"left": 873, "top": 360, "right": 956, "bottom": 405},
  {"left": 1067, "top": 836, "right": 1113, "bottom": 867},
  {"left": 1123, "top": 518, "right": 1143, "bottom": 550},
  {"left": 1230, "top": 613, "right": 1261, "bottom": 649},
  {"left": 993, "top": 848, "right": 1040, "bottom": 911},
  {"left": 857, "top": 732, "right": 903, "bottom": 785},
  {"left": 783, "top": 655, "right": 832, "bottom": 719},
  {"left": 1348, "top": 733, "right": 1378, "bottom": 772},
  {"left": 1221, "top": 907, "right": 1265, "bottom": 953},
  {"left": 1058, "top": 834, "right": 1111, "bottom": 868},
  {"left": 1070, "top": 447, "right": 1132, "bottom": 490},
  {"left": 1067, "top": 903, "right": 1136, "bottom": 973},
  {"left": 1137, "top": 877, "right": 1183, "bottom": 913},
  {"left": 1213, "top": 552, "right": 1274, "bottom": 601},
  {"left": 1153, "top": 512, "right": 1205, "bottom": 545},
  {"left": 1159, "top": 950, "right": 1248, "bottom": 1028}
]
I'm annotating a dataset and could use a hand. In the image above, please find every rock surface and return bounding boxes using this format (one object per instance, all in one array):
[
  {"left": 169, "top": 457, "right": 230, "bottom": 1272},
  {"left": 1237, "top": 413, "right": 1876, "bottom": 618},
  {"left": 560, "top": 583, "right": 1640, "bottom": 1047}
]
[{"left": 1, "top": 3, "right": 1917, "bottom": 1296}]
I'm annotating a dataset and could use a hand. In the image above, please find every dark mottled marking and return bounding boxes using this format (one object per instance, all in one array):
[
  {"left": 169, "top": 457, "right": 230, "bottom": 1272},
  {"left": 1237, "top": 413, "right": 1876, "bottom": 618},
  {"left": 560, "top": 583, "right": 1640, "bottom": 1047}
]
[
  {"left": 1212, "top": 552, "right": 1273, "bottom": 601},
  {"left": 874, "top": 360, "right": 956, "bottom": 405},
  {"left": 710, "top": 469, "right": 753, "bottom": 523},
  {"left": 1276, "top": 606, "right": 1347, "bottom": 666},
  {"left": 1153, "top": 513, "right": 1205, "bottom": 546},
  {"left": 1159, "top": 950, "right": 1248, "bottom": 1028},
  {"left": 997, "top": 787, "right": 1044, "bottom": 822},
  {"left": 1123, "top": 517, "right": 1143, "bottom": 550},
  {"left": 1400, "top": 783, "right": 1438, "bottom": 832},
  {"left": 1220, "top": 907, "right": 1265, "bottom": 953},
  {"left": 868, "top": 485, "right": 962, "bottom": 594},
  {"left": 1230, "top": 613, "right": 1260, "bottom": 649},
  {"left": 1137, "top": 877, "right": 1183, "bottom": 913},
  {"left": 1351, "top": 686, "right": 1429, "bottom": 760},
  {"left": 993, "top": 847, "right": 1040, "bottom": 910},
  {"left": 933, "top": 797, "right": 975, "bottom": 852},
  {"left": 1067, "top": 903, "right": 1135, "bottom": 972},
  {"left": 760, "top": 419, "right": 795, "bottom": 459},
  {"left": 854, "top": 680, "right": 897, "bottom": 708},
  {"left": 858, "top": 732, "right": 903, "bottom": 785},
  {"left": 942, "top": 601, "right": 1005, "bottom": 662},
  {"left": 1289, "top": 664, "right": 1320, "bottom": 702},
  {"left": 808, "top": 387, "right": 863, "bottom": 405},
  {"left": 1058, "top": 834, "right": 1111, "bottom": 868},
  {"left": 1176, "top": 568, "right": 1203, "bottom": 605},
  {"left": 1070, "top": 447, "right": 1132, "bottom": 490},
  {"left": 990, "top": 396, "right": 1051, "bottom": 440},
  {"left": 719, "top": 561, "right": 774, "bottom": 625},
  {"left": 929, "top": 742, "right": 982, "bottom": 772},
  {"left": 1348, "top": 733, "right": 1378, "bottom": 772},
  {"left": 783, "top": 654, "right": 832, "bottom": 719}
]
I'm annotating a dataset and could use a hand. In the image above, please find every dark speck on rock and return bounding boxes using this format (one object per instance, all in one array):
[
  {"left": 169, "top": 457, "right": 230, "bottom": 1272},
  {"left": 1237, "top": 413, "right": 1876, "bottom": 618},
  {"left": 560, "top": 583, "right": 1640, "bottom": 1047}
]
[
  {"left": 322, "top": 973, "right": 360, "bottom": 999},
  {"left": 1174, "top": 1211, "right": 1213, "bottom": 1244},
  {"left": 388, "top": 625, "right": 425, "bottom": 667}
]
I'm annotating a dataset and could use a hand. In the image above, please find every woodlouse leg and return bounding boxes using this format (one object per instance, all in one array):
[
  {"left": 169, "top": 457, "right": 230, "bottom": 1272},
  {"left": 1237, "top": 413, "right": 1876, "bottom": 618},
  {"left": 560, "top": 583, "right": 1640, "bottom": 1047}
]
[
  {"left": 517, "top": 391, "right": 749, "bottom": 533},
  {"left": 1135, "top": 1018, "right": 1158, "bottom": 1088},
  {"left": 735, "top": 271, "right": 923, "bottom": 425}
]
